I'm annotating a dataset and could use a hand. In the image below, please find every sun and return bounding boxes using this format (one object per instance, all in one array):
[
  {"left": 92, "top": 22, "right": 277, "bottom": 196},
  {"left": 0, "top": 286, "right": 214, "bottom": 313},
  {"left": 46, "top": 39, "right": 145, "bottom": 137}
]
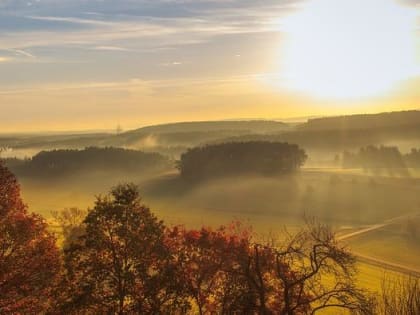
[{"left": 277, "top": 0, "right": 419, "bottom": 100}]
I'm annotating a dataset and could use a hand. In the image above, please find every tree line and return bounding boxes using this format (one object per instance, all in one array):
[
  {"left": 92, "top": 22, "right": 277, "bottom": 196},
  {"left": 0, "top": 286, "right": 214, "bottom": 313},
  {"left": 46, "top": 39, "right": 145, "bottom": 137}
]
[
  {"left": 342, "top": 145, "right": 406, "bottom": 170},
  {"left": 4, "top": 147, "right": 170, "bottom": 178},
  {"left": 0, "top": 161, "right": 419, "bottom": 314},
  {"left": 341, "top": 145, "right": 420, "bottom": 174},
  {"left": 178, "top": 142, "right": 307, "bottom": 181}
]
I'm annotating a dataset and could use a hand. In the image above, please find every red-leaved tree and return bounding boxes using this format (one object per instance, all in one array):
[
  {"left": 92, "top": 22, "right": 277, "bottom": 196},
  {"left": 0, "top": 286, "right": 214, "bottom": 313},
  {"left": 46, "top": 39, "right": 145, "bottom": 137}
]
[
  {"left": 167, "top": 223, "right": 256, "bottom": 314},
  {"left": 0, "top": 161, "right": 61, "bottom": 314},
  {"left": 0, "top": 160, "right": 25, "bottom": 215}
]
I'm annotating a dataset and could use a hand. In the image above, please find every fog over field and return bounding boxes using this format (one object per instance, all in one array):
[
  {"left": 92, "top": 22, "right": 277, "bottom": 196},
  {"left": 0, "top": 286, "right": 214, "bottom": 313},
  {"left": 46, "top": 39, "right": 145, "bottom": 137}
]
[
  {"left": 3, "top": 113, "right": 420, "bottom": 314},
  {"left": 3, "top": 112, "right": 419, "bottom": 263}
]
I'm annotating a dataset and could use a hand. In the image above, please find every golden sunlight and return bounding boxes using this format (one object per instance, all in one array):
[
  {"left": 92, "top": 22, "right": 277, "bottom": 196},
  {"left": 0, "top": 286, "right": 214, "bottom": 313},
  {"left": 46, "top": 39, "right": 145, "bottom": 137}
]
[{"left": 278, "top": 0, "right": 419, "bottom": 100}]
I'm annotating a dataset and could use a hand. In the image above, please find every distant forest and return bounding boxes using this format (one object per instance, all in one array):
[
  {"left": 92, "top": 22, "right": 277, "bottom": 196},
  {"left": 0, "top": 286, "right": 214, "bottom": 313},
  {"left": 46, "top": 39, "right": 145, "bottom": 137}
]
[
  {"left": 301, "top": 110, "right": 420, "bottom": 131},
  {"left": 5, "top": 142, "right": 420, "bottom": 181},
  {"left": 2, "top": 111, "right": 420, "bottom": 156},
  {"left": 5, "top": 147, "right": 170, "bottom": 177},
  {"left": 213, "top": 111, "right": 420, "bottom": 152},
  {"left": 341, "top": 145, "right": 420, "bottom": 173},
  {"left": 178, "top": 142, "right": 307, "bottom": 180},
  {"left": 4, "top": 142, "right": 308, "bottom": 180}
]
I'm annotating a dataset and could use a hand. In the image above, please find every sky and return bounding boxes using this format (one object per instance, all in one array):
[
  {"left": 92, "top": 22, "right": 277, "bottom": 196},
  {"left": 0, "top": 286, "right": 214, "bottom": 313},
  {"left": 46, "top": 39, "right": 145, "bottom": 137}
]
[{"left": 0, "top": 0, "right": 419, "bottom": 132}]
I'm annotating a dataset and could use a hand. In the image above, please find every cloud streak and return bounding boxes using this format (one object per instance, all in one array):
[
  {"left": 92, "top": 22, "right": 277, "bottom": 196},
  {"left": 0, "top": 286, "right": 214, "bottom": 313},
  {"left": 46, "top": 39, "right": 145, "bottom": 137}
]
[
  {"left": 93, "top": 46, "right": 131, "bottom": 52},
  {"left": 25, "top": 15, "right": 117, "bottom": 26},
  {"left": 0, "top": 1, "right": 300, "bottom": 52}
]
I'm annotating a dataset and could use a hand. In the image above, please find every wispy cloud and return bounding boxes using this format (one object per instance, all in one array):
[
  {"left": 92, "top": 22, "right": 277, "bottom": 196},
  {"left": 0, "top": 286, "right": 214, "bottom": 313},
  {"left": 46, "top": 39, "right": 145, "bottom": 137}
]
[
  {"left": 0, "top": 74, "right": 266, "bottom": 95},
  {"left": 0, "top": 79, "right": 148, "bottom": 95},
  {"left": 93, "top": 46, "right": 130, "bottom": 51},
  {"left": 0, "top": 1, "right": 299, "bottom": 52},
  {"left": 26, "top": 15, "right": 116, "bottom": 27},
  {"left": 161, "top": 61, "right": 183, "bottom": 66},
  {"left": 7, "top": 48, "right": 35, "bottom": 58}
]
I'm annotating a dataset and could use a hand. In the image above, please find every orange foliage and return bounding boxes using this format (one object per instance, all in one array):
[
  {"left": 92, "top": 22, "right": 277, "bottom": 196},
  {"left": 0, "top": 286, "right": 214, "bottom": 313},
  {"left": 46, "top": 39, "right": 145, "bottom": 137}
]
[{"left": 0, "top": 162, "right": 61, "bottom": 313}]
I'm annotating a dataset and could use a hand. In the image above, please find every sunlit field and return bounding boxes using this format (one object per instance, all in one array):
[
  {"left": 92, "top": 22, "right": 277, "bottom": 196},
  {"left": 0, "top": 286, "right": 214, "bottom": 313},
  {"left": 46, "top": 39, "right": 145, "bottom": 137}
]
[
  {"left": 20, "top": 169, "right": 419, "bottom": 224},
  {"left": 347, "top": 222, "right": 420, "bottom": 271},
  {"left": 19, "top": 167, "right": 420, "bottom": 272}
]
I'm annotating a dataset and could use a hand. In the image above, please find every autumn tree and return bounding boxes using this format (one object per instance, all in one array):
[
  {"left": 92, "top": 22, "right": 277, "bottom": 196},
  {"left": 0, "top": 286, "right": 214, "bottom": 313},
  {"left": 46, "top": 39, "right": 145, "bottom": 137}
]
[
  {"left": 51, "top": 207, "right": 87, "bottom": 249},
  {"left": 271, "top": 219, "right": 374, "bottom": 315},
  {"left": 0, "top": 161, "right": 61, "bottom": 314},
  {"left": 171, "top": 219, "right": 373, "bottom": 315},
  {"left": 59, "top": 184, "right": 189, "bottom": 314},
  {"left": 0, "top": 160, "right": 25, "bottom": 215},
  {"left": 167, "top": 223, "right": 258, "bottom": 314},
  {"left": 168, "top": 223, "right": 312, "bottom": 314}
]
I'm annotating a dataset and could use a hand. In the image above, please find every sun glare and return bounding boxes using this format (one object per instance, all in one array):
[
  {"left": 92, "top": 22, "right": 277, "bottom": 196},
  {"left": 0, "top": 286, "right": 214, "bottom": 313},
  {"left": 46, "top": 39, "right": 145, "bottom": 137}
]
[{"left": 278, "top": 0, "right": 419, "bottom": 100}]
